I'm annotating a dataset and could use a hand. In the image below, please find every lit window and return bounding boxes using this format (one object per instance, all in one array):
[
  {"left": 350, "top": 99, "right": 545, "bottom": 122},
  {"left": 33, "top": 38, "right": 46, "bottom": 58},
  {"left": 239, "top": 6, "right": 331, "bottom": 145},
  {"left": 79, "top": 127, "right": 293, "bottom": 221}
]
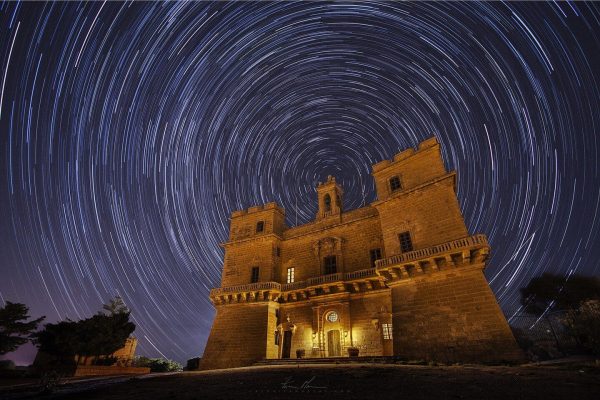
[
  {"left": 382, "top": 323, "right": 393, "bottom": 340},
  {"left": 327, "top": 311, "right": 339, "bottom": 323},
  {"left": 251, "top": 266, "right": 259, "bottom": 283},
  {"left": 370, "top": 248, "right": 382, "bottom": 267},
  {"left": 256, "top": 221, "right": 264, "bottom": 233},
  {"left": 390, "top": 176, "right": 401, "bottom": 192},
  {"left": 287, "top": 267, "right": 295, "bottom": 283},
  {"left": 399, "top": 231, "right": 413, "bottom": 253},
  {"left": 324, "top": 255, "right": 337, "bottom": 274}
]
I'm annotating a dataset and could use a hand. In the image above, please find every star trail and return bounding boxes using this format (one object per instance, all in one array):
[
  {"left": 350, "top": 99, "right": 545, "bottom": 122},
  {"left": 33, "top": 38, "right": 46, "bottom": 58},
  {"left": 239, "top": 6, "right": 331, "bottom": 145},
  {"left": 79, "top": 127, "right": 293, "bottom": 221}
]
[{"left": 0, "top": 1, "right": 599, "bottom": 364}]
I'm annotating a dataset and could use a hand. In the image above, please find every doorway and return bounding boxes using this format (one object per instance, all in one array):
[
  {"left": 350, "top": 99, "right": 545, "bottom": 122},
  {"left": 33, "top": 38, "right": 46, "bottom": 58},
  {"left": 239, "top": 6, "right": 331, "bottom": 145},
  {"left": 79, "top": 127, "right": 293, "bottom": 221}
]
[
  {"left": 327, "top": 330, "right": 341, "bottom": 357},
  {"left": 282, "top": 331, "right": 292, "bottom": 358}
]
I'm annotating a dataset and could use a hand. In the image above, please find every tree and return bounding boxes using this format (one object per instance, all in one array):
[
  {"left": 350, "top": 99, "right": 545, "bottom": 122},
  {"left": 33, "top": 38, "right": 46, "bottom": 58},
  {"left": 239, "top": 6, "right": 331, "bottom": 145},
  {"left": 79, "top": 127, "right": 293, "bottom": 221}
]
[
  {"left": 563, "top": 299, "right": 600, "bottom": 355},
  {"left": 102, "top": 296, "right": 129, "bottom": 316},
  {"left": 78, "top": 312, "right": 135, "bottom": 363},
  {"left": 0, "top": 301, "right": 45, "bottom": 355},
  {"left": 33, "top": 297, "right": 135, "bottom": 366},
  {"left": 33, "top": 319, "right": 81, "bottom": 365},
  {"left": 520, "top": 273, "right": 600, "bottom": 315}
]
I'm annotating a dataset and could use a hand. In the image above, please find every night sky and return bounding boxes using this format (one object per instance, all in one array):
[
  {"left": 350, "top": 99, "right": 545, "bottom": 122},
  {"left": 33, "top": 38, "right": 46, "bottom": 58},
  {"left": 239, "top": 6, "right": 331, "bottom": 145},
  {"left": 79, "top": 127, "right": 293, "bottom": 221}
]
[{"left": 1, "top": 1, "right": 599, "bottom": 365}]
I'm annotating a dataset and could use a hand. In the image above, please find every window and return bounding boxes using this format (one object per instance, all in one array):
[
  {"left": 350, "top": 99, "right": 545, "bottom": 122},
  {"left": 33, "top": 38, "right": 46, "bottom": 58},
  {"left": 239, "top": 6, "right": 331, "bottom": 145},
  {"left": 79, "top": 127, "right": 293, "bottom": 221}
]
[
  {"left": 370, "top": 248, "right": 382, "bottom": 267},
  {"left": 276, "top": 247, "right": 281, "bottom": 257},
  {"left": 382, "top": 323, "right": 393, "bottom": 340},
  {"left": 274, "top": 331, "right": 280, "bottom": 345},
  {"left": 324, "top": 194, "right": 332, "bottom": 212},
  {"left": 251, "top": 266, "right": 260, "bottom": 283},
  {"left": 256, "top": 221, "right": 264, "bottom": 233},
  {"left": 389, "top": 176, "right": 401, "bottom": 192},
  {"left": 327, "top": 311, "right": 339, "bottom": 323},
  {"left": 399, "top": 231, "right": 413, "bottom": 253},
  {"left": 287, "top": 267, "right": 295, "bottom": 283},
  {"left": 324, "top": 255, "right": 337, "bottom": 274}
]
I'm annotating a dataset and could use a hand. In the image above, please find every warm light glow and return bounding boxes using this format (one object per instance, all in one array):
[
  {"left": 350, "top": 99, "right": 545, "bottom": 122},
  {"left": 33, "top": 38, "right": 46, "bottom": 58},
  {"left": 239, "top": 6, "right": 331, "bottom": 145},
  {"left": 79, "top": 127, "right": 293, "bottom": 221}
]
[
  {"left": 326, "top": 311, "right": 339, "bottom": 322},
  {"left": 382, "top": 323, "right": 393, "bottom": 340}
]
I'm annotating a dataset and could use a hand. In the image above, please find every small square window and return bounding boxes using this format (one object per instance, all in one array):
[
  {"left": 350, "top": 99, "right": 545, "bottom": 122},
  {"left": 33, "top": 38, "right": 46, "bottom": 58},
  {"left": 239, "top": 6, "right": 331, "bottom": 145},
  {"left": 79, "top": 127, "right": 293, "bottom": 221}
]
[
  {"left": 324, "top": 256, "right": 337, "bottom": 275},
  {"left": 256, "top": 221, "right": 264, "bottom": 233},
  {"left": 370, "top": 248, "right": 382, "bottom": 267},
  {"left": 251, "top": 266, "right": 260, "bottom": 283},
  {"left": 389, "top": 176, "right": 401, "bottom": 192},
  {"left": 399, "top": 231, "right": 413, "bottom": 253}
]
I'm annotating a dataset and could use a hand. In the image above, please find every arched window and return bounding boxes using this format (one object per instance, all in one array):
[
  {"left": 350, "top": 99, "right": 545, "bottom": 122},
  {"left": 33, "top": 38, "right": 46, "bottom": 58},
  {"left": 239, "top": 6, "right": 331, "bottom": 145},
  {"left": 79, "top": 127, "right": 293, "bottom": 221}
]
[{"left": 324, "top": 194, "right": 332, "bottom": 212}]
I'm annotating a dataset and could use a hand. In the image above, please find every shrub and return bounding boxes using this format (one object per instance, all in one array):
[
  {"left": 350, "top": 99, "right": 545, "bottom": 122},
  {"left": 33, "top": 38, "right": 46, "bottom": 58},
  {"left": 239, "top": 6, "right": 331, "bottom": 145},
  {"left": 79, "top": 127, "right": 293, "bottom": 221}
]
[{"left": 133, "top": 356, "right": 182, "bottom": 372}]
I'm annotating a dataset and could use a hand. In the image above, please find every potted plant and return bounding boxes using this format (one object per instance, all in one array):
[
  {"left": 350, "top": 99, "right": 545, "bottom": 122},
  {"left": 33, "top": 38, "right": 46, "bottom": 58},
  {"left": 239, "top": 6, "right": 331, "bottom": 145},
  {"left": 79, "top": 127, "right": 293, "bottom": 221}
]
[
  {"left": 296, "top": 349, "right": 305, "bottom": 359},
  {"left": 347, "top": 346, "right": 360, "bottom": 357}
]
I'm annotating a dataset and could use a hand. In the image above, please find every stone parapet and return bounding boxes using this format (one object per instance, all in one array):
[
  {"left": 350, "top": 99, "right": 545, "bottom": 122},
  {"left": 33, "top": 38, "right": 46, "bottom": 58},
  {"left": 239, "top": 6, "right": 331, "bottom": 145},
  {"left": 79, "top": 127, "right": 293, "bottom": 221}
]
[{"left": 375, "top": 234, "right": 490, "bottom": 284}]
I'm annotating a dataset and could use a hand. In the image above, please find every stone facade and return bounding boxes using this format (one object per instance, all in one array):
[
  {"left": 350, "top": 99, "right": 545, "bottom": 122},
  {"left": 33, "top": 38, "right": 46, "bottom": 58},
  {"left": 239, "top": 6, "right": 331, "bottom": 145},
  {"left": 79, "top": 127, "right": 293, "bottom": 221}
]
[{"left": 199, "top": 137, "right": 522, "bottom": 370}]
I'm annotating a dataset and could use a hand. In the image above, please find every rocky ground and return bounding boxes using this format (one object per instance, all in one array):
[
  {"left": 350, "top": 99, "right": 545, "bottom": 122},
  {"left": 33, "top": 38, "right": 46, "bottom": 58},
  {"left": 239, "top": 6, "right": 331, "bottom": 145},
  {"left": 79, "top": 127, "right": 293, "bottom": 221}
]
[{"left": 1, "top": 362, "right": 599, "bottom": 400}]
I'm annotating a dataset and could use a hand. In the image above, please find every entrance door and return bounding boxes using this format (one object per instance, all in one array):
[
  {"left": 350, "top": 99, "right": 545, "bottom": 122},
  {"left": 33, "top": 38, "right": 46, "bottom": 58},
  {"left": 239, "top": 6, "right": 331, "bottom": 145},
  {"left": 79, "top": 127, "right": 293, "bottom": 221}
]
[
  {"left": 327, "top": 330, "right": 341, "bottom": 357},
  {"left": 282, "top": 331, "right": 292, "bottom": 359}
]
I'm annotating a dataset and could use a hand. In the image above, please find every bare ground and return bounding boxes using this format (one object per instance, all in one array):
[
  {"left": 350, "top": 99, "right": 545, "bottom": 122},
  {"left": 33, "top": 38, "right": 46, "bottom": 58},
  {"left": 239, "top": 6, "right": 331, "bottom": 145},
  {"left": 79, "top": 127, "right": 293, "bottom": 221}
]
[{"left": 4, "top": 363, "right": 600, "bottom": 400}]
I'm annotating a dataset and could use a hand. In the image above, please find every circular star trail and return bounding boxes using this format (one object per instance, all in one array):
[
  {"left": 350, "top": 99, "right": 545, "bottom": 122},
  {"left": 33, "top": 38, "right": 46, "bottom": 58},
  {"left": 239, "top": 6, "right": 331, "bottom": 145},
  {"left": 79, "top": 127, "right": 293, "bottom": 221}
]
[{"left": 1, "top": 2, "right": 599, "bottom": 363}]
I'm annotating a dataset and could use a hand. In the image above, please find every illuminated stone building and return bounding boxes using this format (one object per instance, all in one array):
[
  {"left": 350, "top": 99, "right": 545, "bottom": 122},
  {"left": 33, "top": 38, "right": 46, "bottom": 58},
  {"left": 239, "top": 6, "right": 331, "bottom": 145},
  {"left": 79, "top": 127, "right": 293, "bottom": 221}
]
[{"left": 199, "top": 137, "right": 521, "bottom": 370}]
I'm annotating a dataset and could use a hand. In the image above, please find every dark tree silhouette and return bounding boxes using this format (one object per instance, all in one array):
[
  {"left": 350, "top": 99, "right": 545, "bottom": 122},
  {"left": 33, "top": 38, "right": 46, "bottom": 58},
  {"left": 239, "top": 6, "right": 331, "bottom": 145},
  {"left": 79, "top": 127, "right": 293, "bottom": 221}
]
[
  {"left": 0, "top": 301, "right": 45, "bottom": 355},
  {"left": 102, "top": 296, "right": 129, "bottom": 316},
  {"left": 33, "top": 319, "right": 81, "bottom": 365},
  {"left": 33, "top": 297, "right": 135, "bottom": 365},
  {"left": 78, "top": 312, "right": 135, "bottom": 363},
  {"left": 520, "top": 273, "right": 600, "bottom": 315}
]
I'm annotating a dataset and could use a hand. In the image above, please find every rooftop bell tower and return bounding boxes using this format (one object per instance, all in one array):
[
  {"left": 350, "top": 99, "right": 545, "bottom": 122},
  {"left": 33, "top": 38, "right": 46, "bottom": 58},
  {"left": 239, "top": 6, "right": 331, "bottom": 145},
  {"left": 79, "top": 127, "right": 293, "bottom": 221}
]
[{"left": 316, "top": 175, "right": 343, "bottom": 220}]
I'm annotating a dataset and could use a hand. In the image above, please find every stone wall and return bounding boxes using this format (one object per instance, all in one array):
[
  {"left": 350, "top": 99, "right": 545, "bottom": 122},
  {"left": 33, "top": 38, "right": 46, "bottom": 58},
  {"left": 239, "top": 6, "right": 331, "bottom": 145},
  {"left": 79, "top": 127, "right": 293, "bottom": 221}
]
[
  {"left": 375, "top": 175, "right": 468, "bottom": 255},
  {"left": 349, "top": 292, "right": 392, "bottom": 357},
  {"left": 280, "top": 214, "right": 383, "bottom": 282},
  {"left": 199, "top": 302, "right": 274, "bottom": 370},
  {"left": 372, "top": 137, "right": 446, "bottom": 200},
  {"left": 390, "top": 264, "right": 522, "bottom": 363},
  {"left": 221, "top": 237, "right": 281, "bottom": 287}
]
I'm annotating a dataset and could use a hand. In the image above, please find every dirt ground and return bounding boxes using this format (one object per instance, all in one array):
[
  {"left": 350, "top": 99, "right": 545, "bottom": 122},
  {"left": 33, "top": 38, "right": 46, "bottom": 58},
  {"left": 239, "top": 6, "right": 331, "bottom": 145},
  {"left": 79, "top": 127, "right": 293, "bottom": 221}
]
[{"left": 8, "top": 362, "right": 591, "bottom": 400}]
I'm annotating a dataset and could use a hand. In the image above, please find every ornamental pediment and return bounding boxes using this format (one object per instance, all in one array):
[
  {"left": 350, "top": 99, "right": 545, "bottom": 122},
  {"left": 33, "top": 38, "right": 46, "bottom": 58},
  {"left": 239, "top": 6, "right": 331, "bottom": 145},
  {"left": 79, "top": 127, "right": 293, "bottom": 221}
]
[{"left": 312, "top": 236, "right": 344, "bottom": 257}]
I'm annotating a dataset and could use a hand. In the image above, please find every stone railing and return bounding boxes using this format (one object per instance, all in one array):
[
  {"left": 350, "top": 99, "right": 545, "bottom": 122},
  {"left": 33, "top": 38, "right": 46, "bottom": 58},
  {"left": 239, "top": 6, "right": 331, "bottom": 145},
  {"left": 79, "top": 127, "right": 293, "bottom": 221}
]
[
  {"left": 210, "top": 281, "right": 281, "bottom": 297},
  {"left": 345, "top": 268, "right": 376, "bottom": 280},
  {"left": 281, "top": 281, "right": 306, "bottom": 291},
  {"left": 306, "top": 272, "right": 344, "bottom": 286},
  {"left": 375, "top": 234, "right": 488, "bottom": 268},
  {"left": 212, "top": 268, "right": 379, "bottom": 298}
]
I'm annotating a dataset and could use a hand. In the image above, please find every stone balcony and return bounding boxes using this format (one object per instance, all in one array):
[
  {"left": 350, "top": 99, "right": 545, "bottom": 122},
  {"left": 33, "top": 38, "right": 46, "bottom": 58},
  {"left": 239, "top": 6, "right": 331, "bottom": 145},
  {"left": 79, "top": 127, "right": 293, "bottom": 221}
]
[
  {"left": 209, "top": 234, "right": 489, "bottom": 305},
  {"left": 375, "top": 234, "right": 490, "bottom": 283}
]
